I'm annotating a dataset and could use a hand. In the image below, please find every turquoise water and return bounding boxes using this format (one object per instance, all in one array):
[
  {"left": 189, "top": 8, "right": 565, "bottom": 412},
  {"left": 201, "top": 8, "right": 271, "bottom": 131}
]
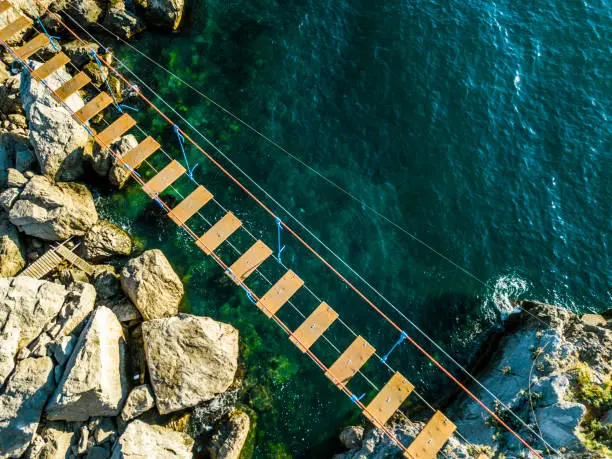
[{"left": 97, "top": 0, "right": 610, "bottom": 456}]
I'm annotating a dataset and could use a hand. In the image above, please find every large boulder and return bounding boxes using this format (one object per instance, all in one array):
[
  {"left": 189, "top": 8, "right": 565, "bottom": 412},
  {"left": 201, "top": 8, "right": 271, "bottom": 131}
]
[
  {"left": 8, "top": 175, "right": 98, "bottom": 240},
  {"left": 111, "top": 420, "right": 193, "bottom": 458},
  {"left": 143, "top": 0, "right": 184, "bottom": 30},
  {"left": 0, "top": 214, "right": 25, "bottom": 277},
  {"left": 46, "top": 306, "right": 128, "bottom": 421},
  {"left": 120, "top": 249, "right": 183, "bottom": 321},
  {"left": 20, "top": 61, "right": 89, "bottom": 181},
  {"left": 0, "top": 357, "right": 56, "bottom": 458},
  {"left": 82, "top": 220, "right": 132, "bottom": 261},
  {"left": 208, "top": 410, "right": 250, "bottom": 459},
  {"left": 142, "top": 314, "right": 239, "bottom": 414}
]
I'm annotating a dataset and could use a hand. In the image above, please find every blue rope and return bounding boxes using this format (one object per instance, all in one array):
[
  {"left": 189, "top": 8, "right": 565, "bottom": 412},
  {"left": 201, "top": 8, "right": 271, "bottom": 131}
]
[
  {"left": 89, "top": 50, "right": 137, "bottom": 114},
  {"left": 122, "top": 163, "right": 141, "bottom": 178},
  {"left": 380, "top": 331, "right": 408, "bottom": 364},
  {"left": 276, "top": 217, "right": 286, "bottom": 263},
  {"left": 173, "top": 124, "right": 198, "bottom": 179},
  {"left": 24, "top": 0, "right": 60, "bottom": 52},
  {"left": 226, "top": 268, "right": 257, "bottom": 304},
  {"left": 349, "top": 393, "right": 366, "bottom": 404}
]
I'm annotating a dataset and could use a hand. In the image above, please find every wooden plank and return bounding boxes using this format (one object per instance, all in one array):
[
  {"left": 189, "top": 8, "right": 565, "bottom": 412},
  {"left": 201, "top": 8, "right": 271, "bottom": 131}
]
[
  {"left": 404, "top": 411, "right": 456, "bottom": 459},
  {"left": 14, "top": 33, "right": 49, "bottom": 60},
  {"left": 31, "top": 52, "right": 70, "bottom": 81},
  {"left": 325, "top": 336, "right": 375, "bottom": 388},
  {"left": 121, "top": 136, "right": 160, "bottom": 169},
  {"left": 290, "top": 302, "right": 338, "bottom": 352},
  {"left": 256, "top": 269, "right": 304, "bottom": 318},
  {"left": 55, "top": 71, "right": 91, "bottom": 101},
  {"left": 364, "top": 372, "right": 414, "bottom": 428},
  {"left": 0, "top": 15, "right": 31, "bottom": 41},
  {"left": 196, "top": 212, "right": 242, "bottom": 255},
  {"left": 0, "top": 1, "right": 12, "bottom": 15},
  {"left": 96, "top": 113, "right": 137, "bottom": 147},
  {"left": 74, "top": 91, "right": 113, "bottom": 121},
  {"left": 169, "top": 185, "right": 213, "bottom": 225},
  {"left": 225, "top": 240, "right": 272, "bottom": 285},
  {"left": 143, "top": 160, "right": 185, "bottom": 197}
]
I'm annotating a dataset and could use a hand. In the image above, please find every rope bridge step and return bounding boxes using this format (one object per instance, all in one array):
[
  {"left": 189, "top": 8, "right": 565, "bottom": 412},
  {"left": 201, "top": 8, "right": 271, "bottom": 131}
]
[
  {"left": 13, "top": 32, "right": 49, "bottom": 60},
  {"left": 325, "top": 335, "right": 375, "bottom": 388},
  {"left": 143, "top": 159, "right": 185, "bottom": 197},
  {"left": 55, "top": 70, "right": 91, "bottom": 101},
  {"left": 96, "top": 112, "right": 136, "bottom": 147},
  {"left": 404, "top": 411, "right": 456, "bottom": 459},
  {"left": 75, "top": 91, "right": 113, "bottom": 121},
  {"left": 196, "top": 212, "right": 242, "bottom": 255},
  {"left": 31, "top": 51, "right": 70, "bottom": 81},
  {"left": 55, "top": 244, "right": 94, "bottom": 275},
  {"left": 256, "top": 269, "right": 303, "bottom": 318},
  {"left": 121, "top": 136, "right": 160, "bottom": 169},
  {"left": 290, "top": 302, "right": 338, "bottom": 352},
  {"left": 0, "top": 15, "right": 31, "bottom": 41},
  {"left": 364, "top": 371, "right": 414, "bottom": 428},
  {"left": 20, "top": 249, "right": 62, "bottom": 279},
  {"left": 225, "top": 239, "right": 272, "bottom": 285},
  {"left": 169, "top": 185, "right": 213, "bottom": 225},
  {"left": 0, "top": 1, "right": 12, "bottom": 14}
]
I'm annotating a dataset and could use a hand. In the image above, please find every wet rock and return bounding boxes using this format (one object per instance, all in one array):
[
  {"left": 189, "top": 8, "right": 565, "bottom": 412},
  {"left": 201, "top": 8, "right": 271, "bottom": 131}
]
[
  {"left": 121, "top": 384, "right": 155, "bottom": 422},
  {"left": 0, "top": 357, "right": 56, "bottom": 458},
  {"left": 46, "top": 306, "right": 128, "bottom": 421},
  {"left": 9, "top": 175, "right": 98, "bottom": 240},
  {"left": 339, "top": 426, "right": 364, "bottom": 450},
  {"left": 208, "top": 410, "right": 250, "bottom": 459},
  {"left": 111, "top": 420, "right": 193, "bottom": 458},
  {"left": 142, "top": 314, "right": 239, "bottom": 414},
  {"left": 83, "top": 220, "right": 132, "bottom": 261},
  {"left": 0, "top": 214, "right": 25, "bottom": 277},
  {"left": 144, "top": 0, "right": 184, "bottom": 30},
  {"left": 20, "top": 61, "right": 89, "bottom": 181},
  {"left": 25, "top": 422, "right": 75, "bottom": 459},
  {"left": 120, "top": 249, "right": 184, "bottom": 321},
  {"left": 108, "top": 134, "right": 138, "bottom": 188},
  {"left": 0, "top": 188, "right": 20, "bottom": 211}
]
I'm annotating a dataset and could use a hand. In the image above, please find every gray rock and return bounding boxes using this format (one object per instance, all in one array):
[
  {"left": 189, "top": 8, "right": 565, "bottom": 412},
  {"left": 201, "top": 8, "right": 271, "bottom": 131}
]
[
  {"left": 120, "top": 249, "right": 183, "bottom": 321},
  {"left": 25, "top": 422, "right": 74, "bottom": 459},
  {"left": 532, "top": 374, "right": 570, "bottom": 406},
  {"left": 0, "top": 357, "right": 56, "bottom": 458},
  {"left": 534, "top": 401, "right": 586, "bottom": 450},
  {"left": 102, "top": 2, "right": 146, "bottom": 39},
  {"left": 6, "top": 168, "right": 26, "bottom": 188},
  {"left": 62, "top": 40, "right": 100, "bottom": 68},
  {"left": 82, "top": 220, "right": 132, "bottom": 261},
  {"left": 98, "top": 295, "right": 142, "bottom": 323},
  {"left": 93, "top": 417, "right": 116, "bottom": 445},
  {"left": 51, "top": 0, "right": 103, "bottom": 28},
  {"left": 108, "top": 135, "right": 138, "bottom": 188},
  {"left": 20, "top": 61, "right": 89, "bottom": 181},
  {"left": 0, "top": 188, "right": 20, "bottom": 212},
  {"left": 48, "top": 335, "right": 77, "bottom": 366},
  {"left": 339, "top": 426, "right": 364, "bottom": 450},
  {"left": 208, "top": 410, "right": 250, "bottom": 459},
  {"left": 111, "top": 420, "right": 193, "bottom": 458},
  {"left": 0, "top": 315, "right": 20, "bottom": 386},
  {"left": 46, "top": 306, "right": 128, "bottom": 421},
  {"left": 145, "top": 0, "right": 184, "bottom": 30},
  {"left": 121, "top": 384, "right": 155, "bottom": 422},
  {"left": 142, "top": 314, "right": 238, "bottom": 414},
  {"left": 9, "top": 175, "right": 98, "bottom": 240},
  {"left": 56, "top": 281, "right": 97, "bottom": 337},
  {"left": 0, "top": 132, "right": 32, "bottom": 175},
  {"left": 92, "top": 265, "right": 120, "bottom": 299},
  {"left": 77, "top": 425, "right": 89, "bottom": 455},
  {"left": 0, "top": 214, "right": 25, "bottom": 277},
  {"left": 87, "top": 445, "right": 111, "bottom": 459}
]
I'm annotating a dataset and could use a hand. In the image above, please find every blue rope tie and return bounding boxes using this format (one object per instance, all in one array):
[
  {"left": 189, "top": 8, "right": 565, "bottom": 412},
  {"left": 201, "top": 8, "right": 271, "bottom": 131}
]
[
  {"left": 226, "top": 268, "right": 257, "bottom": 304},
  {"left": 173, "top": 124, "right": 198, "bottom": 179},
  {"left": 380, "top": 331, "right": 408, "bottom": 364},
  {"left": 349, "top": 393, "right": 366, "bottom": 404},
  {"left": 276, "top": 217, "right": 286, "bottom": 264},
  {"left": 89, "top": 50, "right": 137, "bottom": 114},
  {"left": 122, "top": 163, "right": 141, "bottom": 178},
  {"left": 25, "top": 0, "right": 60, "bottom": 52}
]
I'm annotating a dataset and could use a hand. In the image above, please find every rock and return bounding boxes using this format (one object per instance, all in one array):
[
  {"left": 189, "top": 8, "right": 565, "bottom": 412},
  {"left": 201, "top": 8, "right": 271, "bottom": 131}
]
[
  {"left": 121, "top": 384, "right": 155, "bottom": 422},
  {"left": 0, "top": 132, "right": 33, "bottom": 175},
  {"left": 87, "top": 446, "right": 111, "bottom": 459},
  {"left": 0, "top": 74, "right": 23, "bottom": 115},
  {"left": 7, "top": 114, "right": 26, "bottom": 130},
  {"left": 0, "top": 315, "right": 20, "bottom": 385},
  {"left": 93, "top": 417, "right": 116, "bottom": 445},
  {"left": 20, "top": 61, "right": 89, "bottom": 181},
  {"left": 0, "top": 188, "right": 20, "bottom": 212},
  {"left": 142, "top": 314, "right": 239, "bottom": 414},
  {"left": 0, "top": 214, "right": 25, "bottom": 277},
  {"left": 339, "top": 426, "right": 364, "bottom": 450},
  {"left": 77, "top": 425, "right": 89, "bottom": 454},
  {"left": 24, "top": 423, "right": 74, "bottom": 459},
  {"left": 52, "top": 0, "right": 103, "bottom": 28},
  {"left": 208, "top": 410, "right": 250, "bottom": 459},
  {"left": 48, "top": 334, "right": 77, "bottom": 366},
  {"left": 6, "top": 168, "right": 27, "bottom": 188},
  {"left": 581, "top": 313, "right": 607, "bottom": 328},
  {"left": 144, "top": 0, "right": 184, "bottom": 30},
  {"left": 92, "top": 265, "right": 120, "bottom": 299},
  {"left": 102, "top": 2, "right": 146, "bottom": 39},
  {"left": 111, "top": 420, "right": 193, "bottom": 458},
  {"left": 98, "top": 295, "right": 142, "bottom": 323},
  {"left": 46, "top": 306, "right": 128, "bottom": 421},
  {"left": 532, "top": 374, "right": 570, "bottom": 406},
  {"left": 534, "top": 401, "right": 586, "bottom": 450},
  {"left": 29, "top": 331, "right": 52, "bottom": 357},
  {"left": 83, "top": 220, "right": 132, "bottom": 261},
  {"left": 0, "top": 357, "right": 56, "bottom": 458},
  {"left": 55, "top": 281, "right": 97, "bottom": 337},
  {"left": 108, "top": 135, "right": 138, "bottom": 188},
  {"left": 62, "top": 40, "right": 99, "bottom": 68},
  {"left": 9, "top": 175, "right": 98, "bottom": 240},
  {"left": 120, "top": 249, "right": 184, "bottom": 321}
]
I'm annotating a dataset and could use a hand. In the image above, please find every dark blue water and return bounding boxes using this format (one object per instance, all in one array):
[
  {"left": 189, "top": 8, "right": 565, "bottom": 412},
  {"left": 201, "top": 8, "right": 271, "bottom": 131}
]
[{"left": 101, "top": 0, "right": 610, "bottom": 456}]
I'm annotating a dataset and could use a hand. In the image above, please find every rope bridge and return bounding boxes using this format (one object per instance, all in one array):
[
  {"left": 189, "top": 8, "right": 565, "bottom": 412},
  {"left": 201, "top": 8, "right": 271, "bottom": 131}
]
[{"left": 0, "top": 2, "right": 549, "bottom": 457}]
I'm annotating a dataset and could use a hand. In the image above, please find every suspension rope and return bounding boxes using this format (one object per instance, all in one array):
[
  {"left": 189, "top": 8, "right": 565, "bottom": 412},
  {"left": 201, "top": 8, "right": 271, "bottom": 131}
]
[
  {"left": 275, "top": 217, "right": 286, "bottom": 264},
  {"left": 27, "top": 7, "right": 549, "bottom": 456},
  {"left": 24, "top": 0, "right": 60, "bottom": 51},
  {"left": 173, "top": 123, "right": 198, "bottom": 179}
]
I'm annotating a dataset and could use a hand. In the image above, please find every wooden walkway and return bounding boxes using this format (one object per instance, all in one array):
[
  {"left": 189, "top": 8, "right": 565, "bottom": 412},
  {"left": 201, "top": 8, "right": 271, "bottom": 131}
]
[{"left": 0, "top": 4, "right": 461, "bottom": 457}]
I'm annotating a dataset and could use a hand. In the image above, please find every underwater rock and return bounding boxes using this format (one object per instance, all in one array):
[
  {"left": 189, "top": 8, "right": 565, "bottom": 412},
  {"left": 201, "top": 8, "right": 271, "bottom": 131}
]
[
  {"left": 120, "top": 249, "right": 184, "bottom": 321},
  {"left": 8, "top": 175, "right": 98, "bottom": 240},
  {"left": 121, "top": 384, "right": 155, "bottom": 422},
  {"left": 111, "top": 420, "right": 193, "bottom": 458},
  {"left": 143, "top": 0, "right": 184, "bottom": 31},
  {"left": 0, "top": 214, "right": 25, "bottom": 277},
  {"left": 208, "top": 410, "right": 250, "bottom": 459},
  {"left": 339, "top": 426, "right": 364, "bottom": 450},
  {"left": 46, "top": 306, "right": 128, "bottom": 421},
  {"left": 142, "top": 314, "right": 239, "bottom": 414},
  {"left": 82, "top": 220, "right": 132, "bottom": 261}
]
